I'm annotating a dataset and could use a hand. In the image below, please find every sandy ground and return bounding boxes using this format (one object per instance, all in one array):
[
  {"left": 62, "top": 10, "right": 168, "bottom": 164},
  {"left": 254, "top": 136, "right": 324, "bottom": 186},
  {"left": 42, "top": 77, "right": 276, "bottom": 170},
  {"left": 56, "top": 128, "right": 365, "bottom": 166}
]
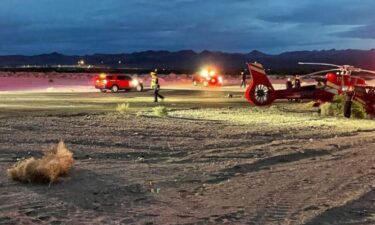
[
  {"left": 1, "top": 74, "right": 375, "bottom": 225},
  {"left": 0, "top": 72, "right": 299, "bottom": 93}
]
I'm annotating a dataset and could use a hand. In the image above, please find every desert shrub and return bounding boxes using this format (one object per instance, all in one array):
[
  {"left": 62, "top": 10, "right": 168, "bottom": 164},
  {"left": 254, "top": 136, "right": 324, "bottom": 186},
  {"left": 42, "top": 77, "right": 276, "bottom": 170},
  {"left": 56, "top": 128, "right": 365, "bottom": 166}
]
[
  {"left": 153, "top": 106, "right": 168, "bottom": 117},
  {"left": 7, "top": 141, "right": 74, "bottom": 184},
  {"left": 320, "top": 96, "right": 345, "bottom": 117},
  {"left": 116, "top": 102, "right": 130, "bottom": 115},
  {"left": 320, "top": 95, "right": 368, "bottom": 119},
  {"left": 303, "top": 101, "right": 317, "bottom": 109},
  {"left": 351, "top": 100, "right": 368, "bottom": 119}
]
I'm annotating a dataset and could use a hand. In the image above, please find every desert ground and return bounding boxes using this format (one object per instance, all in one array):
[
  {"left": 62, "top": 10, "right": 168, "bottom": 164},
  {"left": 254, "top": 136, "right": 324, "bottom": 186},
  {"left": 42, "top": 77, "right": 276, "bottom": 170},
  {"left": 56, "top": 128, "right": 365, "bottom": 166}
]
[{"left": 1, "top": 74, "right": 375, "bottom": 225}]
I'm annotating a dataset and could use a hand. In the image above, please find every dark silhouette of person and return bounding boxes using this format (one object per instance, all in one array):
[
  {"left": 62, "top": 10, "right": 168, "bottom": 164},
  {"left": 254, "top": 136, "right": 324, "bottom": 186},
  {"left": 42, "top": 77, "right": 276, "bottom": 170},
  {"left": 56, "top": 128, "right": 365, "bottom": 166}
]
[
  {"left": 294, "top": 75, "right": 301, "bottom": 88},
  {"left": 240, "top": 72, "right": 247, "bottom": 88},
  {"left": 286, "top": 78, "right": 293, "bottom": 90},
  {"left": 286, "top": 78, "right": 293, "bottom": 101},
  {"left": 293, "top": 75, "right": 302, "bottom": 102}
]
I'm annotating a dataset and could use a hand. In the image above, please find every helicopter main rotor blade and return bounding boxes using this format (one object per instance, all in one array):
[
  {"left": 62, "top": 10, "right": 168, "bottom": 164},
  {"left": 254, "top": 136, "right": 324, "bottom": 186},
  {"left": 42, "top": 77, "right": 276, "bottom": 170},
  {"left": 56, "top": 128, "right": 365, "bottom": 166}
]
[
  {"left": 299, "top": 62, "right": 375, "bottom": 78},
  {"left": 298, "top": 62, "right": 342, "bottom": 68},
  {"left": 357, "top": 69, "right": 375, "bottom": 75},
  {"left": 301, "top": 69, "right": 341, "bottom": 78}
]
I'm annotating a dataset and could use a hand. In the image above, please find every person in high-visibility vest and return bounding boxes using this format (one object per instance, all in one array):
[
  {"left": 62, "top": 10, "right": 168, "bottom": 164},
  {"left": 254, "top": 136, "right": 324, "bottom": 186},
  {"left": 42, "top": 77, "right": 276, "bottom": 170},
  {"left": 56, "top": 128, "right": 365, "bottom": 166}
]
[{"left": 150, "top": 71, "right": 164, "bottom": 102}]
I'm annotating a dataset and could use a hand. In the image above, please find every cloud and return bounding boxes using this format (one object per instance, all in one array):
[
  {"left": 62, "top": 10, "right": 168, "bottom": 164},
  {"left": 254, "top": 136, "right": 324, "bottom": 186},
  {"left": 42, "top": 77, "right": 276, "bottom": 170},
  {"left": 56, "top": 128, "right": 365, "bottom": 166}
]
[
  {"left": 336, "top": 24, "right": 375, "bottom": 39},
  {"left": 0, "top": 0, "right": 375, "bottom": 55},
  {"left": 259, "top": 0, "right": 375, "bottom": 26}
]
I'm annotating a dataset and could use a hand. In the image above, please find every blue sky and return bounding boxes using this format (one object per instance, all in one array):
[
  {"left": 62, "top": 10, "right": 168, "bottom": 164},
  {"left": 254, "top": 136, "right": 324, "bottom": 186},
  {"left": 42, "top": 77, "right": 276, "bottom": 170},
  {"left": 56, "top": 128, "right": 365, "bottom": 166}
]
[{"left": 1, "top": 0, "right": 375, "bottom": 55}]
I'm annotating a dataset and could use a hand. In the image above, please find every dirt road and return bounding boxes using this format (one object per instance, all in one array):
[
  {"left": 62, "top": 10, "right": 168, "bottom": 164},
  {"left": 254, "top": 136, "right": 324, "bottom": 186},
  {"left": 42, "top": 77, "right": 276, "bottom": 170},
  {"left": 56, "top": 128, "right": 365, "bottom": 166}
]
[{"left": 0, "top": 90, "right": 375, "bottom": 225}]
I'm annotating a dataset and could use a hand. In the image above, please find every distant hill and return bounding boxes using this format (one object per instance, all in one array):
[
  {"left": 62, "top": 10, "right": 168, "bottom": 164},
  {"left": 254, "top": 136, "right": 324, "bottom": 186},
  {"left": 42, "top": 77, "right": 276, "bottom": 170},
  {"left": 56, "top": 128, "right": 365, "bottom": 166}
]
[{"left": 1, "top": 49, "right": 375, "bottom": 74}]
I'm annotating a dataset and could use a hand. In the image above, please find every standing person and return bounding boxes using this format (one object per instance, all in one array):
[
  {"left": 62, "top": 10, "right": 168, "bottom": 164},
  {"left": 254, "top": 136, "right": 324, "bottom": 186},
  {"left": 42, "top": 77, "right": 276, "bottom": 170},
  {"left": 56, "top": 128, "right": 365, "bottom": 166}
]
[
  {"left": 294, "top": 75, "right": 301, "bottom": 88},
  {"left": 150, "top": 71, "right": 164, "bottom": 102},
  {"left": 240, "top": 71, "right": 247, "bottom": 88},
  {"left": 286, "top": 78, "right": 293, "bottom": 90},
  {"left": 293, "top": 75, "right": 301, "bottom": 102},
  {"left": 286, "top": 77, "right": 293, "bottom": 102}
]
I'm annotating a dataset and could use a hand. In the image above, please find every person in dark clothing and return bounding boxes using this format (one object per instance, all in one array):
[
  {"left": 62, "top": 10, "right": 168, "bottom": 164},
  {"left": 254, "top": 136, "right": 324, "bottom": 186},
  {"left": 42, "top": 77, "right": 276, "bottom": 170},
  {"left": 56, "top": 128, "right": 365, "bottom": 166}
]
[
  {"left": 150, "top": 72, "right": 164, "bottom": 102},
  {"left": 286, "top": 78, "right": 293, "bottom": 101},
  {"left": 294, "top": 75, "right": 301, "bottom": 88},
  {"left": 286, "top": 78, "right": 293, "bottom": 90},
  {"left": 285, "top": 78, "right": 293, "bottom": 102},
  {"left": 293, "top": 75, "right": 302, "bottom": 102},
  {"left": 240, "top": 72, "right": 247, "bottom": 88}
]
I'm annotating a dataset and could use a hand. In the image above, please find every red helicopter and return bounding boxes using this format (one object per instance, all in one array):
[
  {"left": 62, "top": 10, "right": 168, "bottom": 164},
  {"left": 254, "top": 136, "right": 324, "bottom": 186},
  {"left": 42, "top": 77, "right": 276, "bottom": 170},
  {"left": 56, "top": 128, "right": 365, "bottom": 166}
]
[{"left": 244, "top": 62, "right": 375, "bottom": 118}]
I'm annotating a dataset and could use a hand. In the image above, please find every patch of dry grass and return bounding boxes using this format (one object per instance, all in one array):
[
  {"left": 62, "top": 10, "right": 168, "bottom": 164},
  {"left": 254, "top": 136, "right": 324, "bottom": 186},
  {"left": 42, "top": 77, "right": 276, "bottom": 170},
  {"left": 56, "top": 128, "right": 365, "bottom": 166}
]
[
  {"left": 320, "top": 95, "right": 368, "bottom": 119},
  {"left": 7, "top": 141, "right": 74, "bottom": 184},
  {"left": 116, "top": 102, "right": 130, "bottom": 115},
  {"left": 170, "top": 105, "right": 375, "bottom": 132},
  {"left": 153, "top": 106, "right": 168, "bottom": 117}
]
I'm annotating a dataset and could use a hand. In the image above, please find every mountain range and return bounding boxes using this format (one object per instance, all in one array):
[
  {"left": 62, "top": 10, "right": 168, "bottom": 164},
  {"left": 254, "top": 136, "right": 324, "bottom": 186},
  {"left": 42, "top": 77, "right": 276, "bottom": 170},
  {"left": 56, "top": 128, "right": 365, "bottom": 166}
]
[{"left": 1, "top": 49, "right": 375, "bottom": 74}]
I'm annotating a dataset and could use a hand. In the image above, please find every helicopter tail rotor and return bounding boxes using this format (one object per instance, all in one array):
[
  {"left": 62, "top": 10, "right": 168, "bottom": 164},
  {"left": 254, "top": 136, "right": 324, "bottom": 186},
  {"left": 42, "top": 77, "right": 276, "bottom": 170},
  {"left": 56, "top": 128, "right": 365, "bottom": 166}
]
[{"left": 245, "top": 62, "right": 276, "bottom": 106}]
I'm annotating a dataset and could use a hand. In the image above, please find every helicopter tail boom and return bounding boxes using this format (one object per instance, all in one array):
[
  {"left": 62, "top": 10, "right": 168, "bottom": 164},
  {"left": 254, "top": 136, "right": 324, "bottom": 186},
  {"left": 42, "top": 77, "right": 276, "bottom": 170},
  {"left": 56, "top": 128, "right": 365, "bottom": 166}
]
[{"left": 245, "top": 63, "right": 276, "bottom": 106}]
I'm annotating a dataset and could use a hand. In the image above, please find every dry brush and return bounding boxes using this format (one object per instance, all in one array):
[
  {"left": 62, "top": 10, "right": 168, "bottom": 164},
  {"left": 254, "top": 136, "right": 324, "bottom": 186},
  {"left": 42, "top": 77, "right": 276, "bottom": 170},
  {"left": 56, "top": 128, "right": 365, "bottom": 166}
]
[{"left": 7, "top": 141, "right": 74, "bottom": 184}]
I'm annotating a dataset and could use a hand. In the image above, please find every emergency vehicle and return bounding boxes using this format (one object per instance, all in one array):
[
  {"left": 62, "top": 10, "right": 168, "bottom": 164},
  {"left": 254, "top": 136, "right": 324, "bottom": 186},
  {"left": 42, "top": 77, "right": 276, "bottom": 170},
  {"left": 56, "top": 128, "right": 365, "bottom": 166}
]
[{"left": 94, "top": 74, "right": 143, "bottom": 93}]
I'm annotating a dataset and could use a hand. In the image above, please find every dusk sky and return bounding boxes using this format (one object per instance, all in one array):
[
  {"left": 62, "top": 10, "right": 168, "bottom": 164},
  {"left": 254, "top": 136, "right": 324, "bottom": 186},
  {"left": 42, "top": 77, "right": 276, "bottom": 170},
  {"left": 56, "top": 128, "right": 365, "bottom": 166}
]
[{"left": 1, "top": 0, "right": 375, "bottom": 55}]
